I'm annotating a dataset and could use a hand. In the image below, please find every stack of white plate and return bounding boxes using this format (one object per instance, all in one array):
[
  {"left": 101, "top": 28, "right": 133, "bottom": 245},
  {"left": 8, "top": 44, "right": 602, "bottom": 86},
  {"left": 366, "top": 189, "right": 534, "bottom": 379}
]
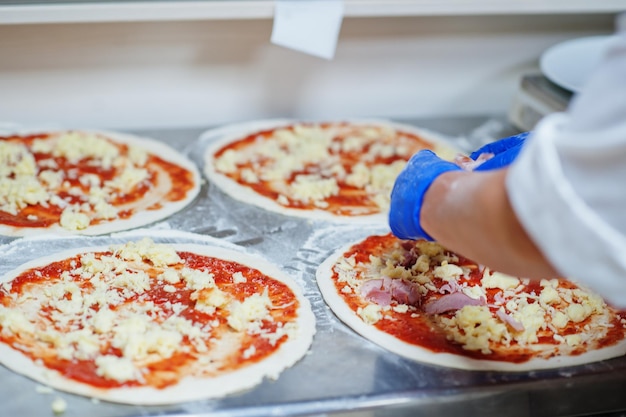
[{"left": 539, "top": 35, "right": 617, "bottom": 93}]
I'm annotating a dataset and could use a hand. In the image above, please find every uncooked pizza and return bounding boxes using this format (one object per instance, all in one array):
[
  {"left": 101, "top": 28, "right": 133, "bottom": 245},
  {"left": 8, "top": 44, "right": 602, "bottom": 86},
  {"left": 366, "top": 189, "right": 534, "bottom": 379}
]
[
  {"left": 0, "top": 238, "right": 315, "bottom": 404},
  {"left": 203, "top": 120, "right": 459, "bottom": 223},
  {"left": 316, "top": 233, "right": 626, "bottom": 371},
  {"left": 0, "top": 129, "right": 201, "bottom": 236}
]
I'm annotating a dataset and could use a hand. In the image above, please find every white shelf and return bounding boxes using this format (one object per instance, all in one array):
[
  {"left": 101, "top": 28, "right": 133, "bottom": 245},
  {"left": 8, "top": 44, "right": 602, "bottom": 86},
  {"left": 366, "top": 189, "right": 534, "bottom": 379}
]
[{"left": 0, "top": 0, "right": 623, "bottom": 25}]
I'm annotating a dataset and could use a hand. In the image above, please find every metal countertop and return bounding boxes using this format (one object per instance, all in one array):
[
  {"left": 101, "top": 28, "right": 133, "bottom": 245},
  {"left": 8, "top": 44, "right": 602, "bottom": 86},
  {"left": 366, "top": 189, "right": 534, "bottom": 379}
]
[{"left": 2, "top": 116, "right": 625, "bottom": 417}]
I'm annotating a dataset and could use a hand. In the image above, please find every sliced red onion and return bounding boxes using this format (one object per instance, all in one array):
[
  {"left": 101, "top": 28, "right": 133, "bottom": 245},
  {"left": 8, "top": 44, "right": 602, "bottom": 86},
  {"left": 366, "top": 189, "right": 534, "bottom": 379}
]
[
  {"left": 496, "top": 309, "right": 525, "bottom": 332},
  {"left": 423, "top": 292, "right": 485, "bottom": 315}
]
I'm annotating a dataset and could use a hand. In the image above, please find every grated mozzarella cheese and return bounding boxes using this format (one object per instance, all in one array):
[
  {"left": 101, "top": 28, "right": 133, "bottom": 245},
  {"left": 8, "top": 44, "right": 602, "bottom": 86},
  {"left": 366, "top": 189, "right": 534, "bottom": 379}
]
[
  {"left": 212, "top": 123, "right": 447, "bottom": 214},
  {"left": 482, "top": 270, "right": 520, "bottom": 290},
  {"left": 0, "top": 131, "right": 168, "bottom": 231},
  {"left": 95, "top": 355, "right": 139, "bottom": 383},
  {"left": 0, "top": 238, "right": 302, "bottom": 390},
  {"left": 51, "top": 397, "right": 67, "bottom": 415},
  {"left": 227, "top": 290, "right": 273, "bottom": 332},
  {"left": 342, "top": 235, "right": 620, "bottom": 358},
  {"left": 357, "top": 304, "right": 382, "bottom": 325}
]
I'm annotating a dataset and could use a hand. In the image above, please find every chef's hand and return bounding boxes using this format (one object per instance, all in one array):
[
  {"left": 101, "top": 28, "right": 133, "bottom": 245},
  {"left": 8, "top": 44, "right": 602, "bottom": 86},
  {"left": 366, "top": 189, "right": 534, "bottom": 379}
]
[
  {"left": 470, "top": 131, "right": 530, "bottom": 171},
  {"left": 389, "top": 150, "right": 461, "bottom": 241}
]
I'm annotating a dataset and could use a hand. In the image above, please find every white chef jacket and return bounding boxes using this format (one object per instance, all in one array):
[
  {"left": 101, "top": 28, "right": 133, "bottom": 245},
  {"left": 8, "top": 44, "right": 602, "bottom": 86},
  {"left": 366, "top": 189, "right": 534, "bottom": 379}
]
[{"left": 507, "top": 15, "right": 626, "bottom": 308}]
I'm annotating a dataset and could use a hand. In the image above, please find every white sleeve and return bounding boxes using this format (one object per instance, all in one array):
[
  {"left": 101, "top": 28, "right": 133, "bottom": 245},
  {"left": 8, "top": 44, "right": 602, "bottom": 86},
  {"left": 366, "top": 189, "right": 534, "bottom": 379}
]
[{"left": 506, "top": 22, "right": 626, "bottom": 308}]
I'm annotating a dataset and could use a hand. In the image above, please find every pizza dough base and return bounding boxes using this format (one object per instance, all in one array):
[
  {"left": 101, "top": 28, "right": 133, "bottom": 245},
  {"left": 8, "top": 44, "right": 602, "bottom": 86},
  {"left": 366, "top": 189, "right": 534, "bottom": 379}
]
[
  {"left": 316, "top": 237, "right": 626, "bottom": 372},
  {"left": 202, "top": 119, "right": 460, "bottom": 224},
  {"left": 0, "top": 129, "right": 202, "bottom": 237},
  {"left": 0, "top": 239, "right": 316, "bottom": 405}
]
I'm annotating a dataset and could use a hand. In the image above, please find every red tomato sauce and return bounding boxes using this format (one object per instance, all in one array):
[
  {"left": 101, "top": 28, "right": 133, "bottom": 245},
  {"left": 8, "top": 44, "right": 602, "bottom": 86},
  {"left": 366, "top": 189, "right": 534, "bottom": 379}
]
[
  {"left": 212, "top": 122, "right": 435, "bottom": 216},
  {"left": 0, "top": 133, "right": 197, "bottom": 229},
  {"left": 0, "top": 250, "right": 299, "bottom": 389},
  {"left": 332, "top": 233, "right": 626, "bottom": 364}
]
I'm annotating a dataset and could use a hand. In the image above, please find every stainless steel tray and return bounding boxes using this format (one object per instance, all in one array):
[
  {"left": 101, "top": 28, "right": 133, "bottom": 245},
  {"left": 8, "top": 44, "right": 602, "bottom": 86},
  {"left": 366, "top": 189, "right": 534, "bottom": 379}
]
[{"left": 2, "top": 116, "right": 626, "bottom": 417}]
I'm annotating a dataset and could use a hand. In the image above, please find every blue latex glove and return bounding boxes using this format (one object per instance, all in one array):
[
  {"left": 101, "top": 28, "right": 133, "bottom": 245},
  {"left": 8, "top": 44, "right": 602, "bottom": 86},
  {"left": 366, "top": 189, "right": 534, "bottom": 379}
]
[
  {"left": 470, "top": 131, "right": 530, "bottom": 171},
  {"left": 389, "top": 150, "right": 462, "bottom": 241}
]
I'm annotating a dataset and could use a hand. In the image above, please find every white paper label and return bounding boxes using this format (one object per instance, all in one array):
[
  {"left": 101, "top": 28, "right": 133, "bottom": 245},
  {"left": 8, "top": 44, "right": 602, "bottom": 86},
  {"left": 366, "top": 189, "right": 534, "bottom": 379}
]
[{"left": 271, "top": 0, "right": 344, "bottom": 60}]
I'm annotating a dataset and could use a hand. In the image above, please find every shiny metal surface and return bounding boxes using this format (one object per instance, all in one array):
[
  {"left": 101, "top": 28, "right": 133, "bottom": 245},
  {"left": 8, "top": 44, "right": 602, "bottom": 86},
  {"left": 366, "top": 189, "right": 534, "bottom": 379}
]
[{"left": 2, "top": 116, "right": 625, "bottom": 417}]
